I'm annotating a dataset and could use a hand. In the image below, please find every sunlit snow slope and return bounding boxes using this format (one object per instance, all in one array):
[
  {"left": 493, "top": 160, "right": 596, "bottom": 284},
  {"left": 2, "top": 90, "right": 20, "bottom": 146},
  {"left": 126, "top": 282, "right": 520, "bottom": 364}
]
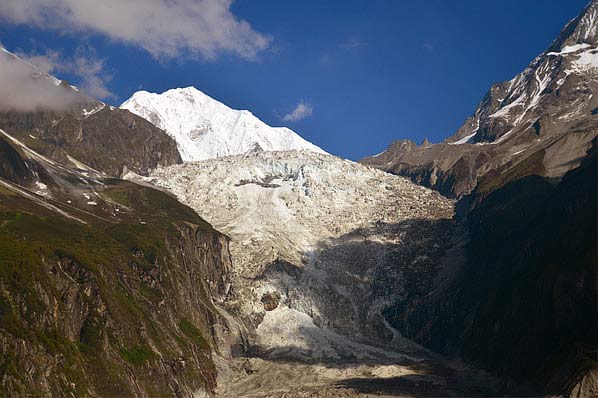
[{"left": 121, "top": 87, "right": 326, "bottom": 161}]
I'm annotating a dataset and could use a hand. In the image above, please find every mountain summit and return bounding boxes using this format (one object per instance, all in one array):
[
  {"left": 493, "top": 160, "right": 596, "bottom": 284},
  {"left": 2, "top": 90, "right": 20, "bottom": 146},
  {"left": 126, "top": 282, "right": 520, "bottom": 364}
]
[{"left": 121, "top": 87, "right": 326, "bottom": 161}]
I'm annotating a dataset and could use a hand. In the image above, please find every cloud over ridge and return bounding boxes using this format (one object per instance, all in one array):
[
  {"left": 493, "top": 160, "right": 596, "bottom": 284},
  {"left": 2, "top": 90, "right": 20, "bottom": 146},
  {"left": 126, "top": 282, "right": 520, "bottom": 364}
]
[
  {"left": 18, "top": 48, "right": 114, "bottom": 100},
  {"left": 0, "top": 49, "right": 80, "bottom": 111}
]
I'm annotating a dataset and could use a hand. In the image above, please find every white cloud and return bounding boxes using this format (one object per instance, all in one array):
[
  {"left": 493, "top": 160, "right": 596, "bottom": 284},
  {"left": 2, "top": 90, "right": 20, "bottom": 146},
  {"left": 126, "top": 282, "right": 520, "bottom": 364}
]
[
  {"left": 0, "top": 0, "right": 271, "bottom": 60},
  {"left": 340, "top": 37, "right": 367, "bottom": 50},
  {"left": 18, "top": 48, "right": 115, "bottom": 100},
  {"left": 282, "top": 101, "right": 313, "bottom": 122},
  {"left": 0, "top": 49, "right": 80, "bottom": 111}
]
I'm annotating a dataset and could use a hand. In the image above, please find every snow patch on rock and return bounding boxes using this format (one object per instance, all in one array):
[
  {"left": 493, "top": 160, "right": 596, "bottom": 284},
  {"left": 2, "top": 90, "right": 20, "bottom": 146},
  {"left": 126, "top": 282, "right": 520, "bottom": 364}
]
[{"left": 570, "top": 47, "right": 598, "bottom": 73}]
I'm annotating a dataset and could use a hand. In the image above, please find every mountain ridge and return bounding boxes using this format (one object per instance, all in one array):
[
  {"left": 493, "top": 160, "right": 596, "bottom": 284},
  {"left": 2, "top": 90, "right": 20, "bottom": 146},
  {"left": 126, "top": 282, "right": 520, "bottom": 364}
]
[
  {"left": 0, "top": 47, "right": 234, "bottom": 397},
  {"left": 362, "top": 0, "right": 598, "bottom": 198},
  {"left": 0, "top": 128, "right": 232, "bottom": 397}
]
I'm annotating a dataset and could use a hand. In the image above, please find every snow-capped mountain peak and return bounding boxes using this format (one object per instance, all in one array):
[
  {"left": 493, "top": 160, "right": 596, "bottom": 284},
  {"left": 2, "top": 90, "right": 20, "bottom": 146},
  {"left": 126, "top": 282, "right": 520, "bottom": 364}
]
[{"left": 120, "top": 86, "right": 326, "bottom": 161}]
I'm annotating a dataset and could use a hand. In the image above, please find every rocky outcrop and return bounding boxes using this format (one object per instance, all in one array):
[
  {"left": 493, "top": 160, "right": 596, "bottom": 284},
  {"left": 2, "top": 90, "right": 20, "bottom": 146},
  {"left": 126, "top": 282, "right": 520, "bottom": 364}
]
[
  {"left": 0, "top": 135, "right": 39, "bottom": 185},
  {"left": 0, "top": 105, "right": 182, "bottom": 177}
]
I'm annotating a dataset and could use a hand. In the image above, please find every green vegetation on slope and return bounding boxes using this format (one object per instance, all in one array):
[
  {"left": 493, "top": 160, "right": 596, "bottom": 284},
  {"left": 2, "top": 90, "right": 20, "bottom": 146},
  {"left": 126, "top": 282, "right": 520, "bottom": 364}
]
[{"left": 0, "top": 180, "right": 221, "bottom": 397}]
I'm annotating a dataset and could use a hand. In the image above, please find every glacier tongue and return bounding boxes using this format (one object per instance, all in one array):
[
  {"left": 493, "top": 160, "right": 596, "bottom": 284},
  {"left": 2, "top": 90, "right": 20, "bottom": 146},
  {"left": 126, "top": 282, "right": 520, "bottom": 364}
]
[
  {"left": 137, "top": 150, "right": 454, "bottom": 357},
  {"left": 128, "top": 149, "right": 502, "bottom": 396},
  {"left": 120, "top": 86, "right": 326, "bottom": 161}
]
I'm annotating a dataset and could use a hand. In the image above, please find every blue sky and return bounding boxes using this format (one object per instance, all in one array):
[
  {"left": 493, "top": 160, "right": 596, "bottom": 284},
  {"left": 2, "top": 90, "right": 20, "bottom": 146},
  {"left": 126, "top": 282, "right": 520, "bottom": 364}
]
[{"left": 0, "top": 0, "right": 589, "bottom": 159}]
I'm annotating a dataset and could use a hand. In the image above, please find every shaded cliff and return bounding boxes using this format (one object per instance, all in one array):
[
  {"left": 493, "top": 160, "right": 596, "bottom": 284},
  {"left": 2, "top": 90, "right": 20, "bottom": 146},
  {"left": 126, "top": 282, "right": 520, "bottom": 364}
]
[
  {"left": 385, "top": 140, "right": 597, "bottom": 395},
  {"left": 361, "top": 4, "right": 598, "bottom": 394}
]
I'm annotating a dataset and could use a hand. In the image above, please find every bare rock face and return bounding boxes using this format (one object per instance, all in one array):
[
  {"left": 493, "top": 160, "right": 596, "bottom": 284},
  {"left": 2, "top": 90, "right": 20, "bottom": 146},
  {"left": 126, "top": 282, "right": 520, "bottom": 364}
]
[
  {"left": 0, "top": 105, "right": 182, "bottom": 178},
  {"left": 0, "top": 134, "right": 40, "bottom": 184},
  {"left": 260, "top": 292, "right": 281, "bottom": 311},
  {"left": 362, "top": 1, "right": 598, "bottom": 199},
  {"left": 391, "top": 141, "right": 597, "bottom": 396}
]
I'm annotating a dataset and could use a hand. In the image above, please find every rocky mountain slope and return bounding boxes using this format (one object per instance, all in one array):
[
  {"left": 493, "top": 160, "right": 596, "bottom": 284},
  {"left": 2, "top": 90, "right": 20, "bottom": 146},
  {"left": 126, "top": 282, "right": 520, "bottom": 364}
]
[
  {"left": 362, "top": 0, "right": 598, "bottom": 198},
  {"left": 0, "top": 48, "right": 181, "bottom": 177},
  {"left": 0, "top": 49, "right": 235, "bottom": 397},
  {"left": 0, "top": 128, "right": 234, "bottom": 397},
  {"left": 121, "top": 87, "right": 326, "bottom": 161},
  {"left": 130, "top": 151, "right": 504, "bottom": 396},
  {"left": 389, "top": 140, "right": 597, "bottom": 396}
]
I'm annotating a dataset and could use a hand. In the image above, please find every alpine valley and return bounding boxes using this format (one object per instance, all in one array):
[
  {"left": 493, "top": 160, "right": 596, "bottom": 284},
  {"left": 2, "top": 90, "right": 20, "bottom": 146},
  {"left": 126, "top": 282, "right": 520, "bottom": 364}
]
[{"left": 0, "top": 2, "right": 596, "bottom": 398}]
